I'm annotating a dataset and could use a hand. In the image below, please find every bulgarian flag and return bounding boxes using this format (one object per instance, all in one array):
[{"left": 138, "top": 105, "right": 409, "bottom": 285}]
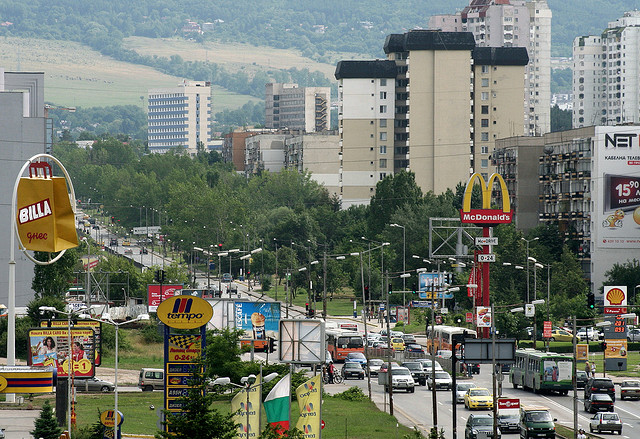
[{"left": 263, "top": 373, "right": 291, "bottom": 434}]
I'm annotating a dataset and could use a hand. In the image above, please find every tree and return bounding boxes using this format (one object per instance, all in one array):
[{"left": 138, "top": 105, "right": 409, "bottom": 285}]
[
  {"left": 204, "top": 328, "right": 247, "bottom": 382},
  {"left": 368, "top": 171, "right": 423, "bottom": 235},
  {"left": 31, "top": 400, "right": 63, "bottom": 439},
  {"left": 551, "top": 105, "right": 572, "bottom": 132},
  {"left": 32, "top": 248, "right": 79, "bottom": 297},
  {"left": 156, "top": 363, "right": 237, "bottom": 439},
  {"left": 603, "top": 259, "right": 640, "bottom": 305}
]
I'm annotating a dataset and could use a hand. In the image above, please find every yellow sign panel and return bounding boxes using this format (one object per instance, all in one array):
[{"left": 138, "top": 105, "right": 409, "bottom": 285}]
[
  {"left": 0, "top": 367, "right": 54, "bottom": 393},
  {"left": 167, "top": 335, "right": 202, "bottom": 362},
  {"left": 605, "top": 339, "right": 628, "bottom": 358},
  {"left": 576, "top": 344, "right": 589, "bottom": 361},
  {"left": 100, "top": 410, "right": 123, "bottom": 428},
  {"left": 156, "top": 295, "right": 213, "bottom": 329}
]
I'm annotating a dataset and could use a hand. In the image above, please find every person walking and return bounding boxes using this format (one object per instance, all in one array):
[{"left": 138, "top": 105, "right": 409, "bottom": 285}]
[
  {"left": 585, "top": 361, "right": 591, "bottom": 377},
  {"left": 591, "top": 362, "right": 597, "bottom": 377},
  {"left": 328, "top": 361, "right": 335, "bottom": 384}
]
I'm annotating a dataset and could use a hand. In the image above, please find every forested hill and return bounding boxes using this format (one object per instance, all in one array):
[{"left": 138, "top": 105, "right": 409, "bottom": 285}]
[{"left": 0, "top": 0, "right": 637, "bottom": 59}]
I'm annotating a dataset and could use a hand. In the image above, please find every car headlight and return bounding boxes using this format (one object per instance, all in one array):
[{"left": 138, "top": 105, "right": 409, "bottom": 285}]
[{"left": 472, "top": 429, "right": 478, "bottom": 435}]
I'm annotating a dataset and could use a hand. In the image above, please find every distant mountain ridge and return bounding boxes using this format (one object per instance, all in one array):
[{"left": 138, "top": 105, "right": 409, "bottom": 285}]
[{"left": 0, "top": 0, "right": 637, "bottom": 60}]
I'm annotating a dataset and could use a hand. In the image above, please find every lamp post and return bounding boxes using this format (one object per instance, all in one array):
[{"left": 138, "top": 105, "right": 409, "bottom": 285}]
[
  {"left": 521, "top": 237, "right": 539, "bottom": 303},
  {"left": 390, "top": 223, "right": 406, "bottom": 307}
]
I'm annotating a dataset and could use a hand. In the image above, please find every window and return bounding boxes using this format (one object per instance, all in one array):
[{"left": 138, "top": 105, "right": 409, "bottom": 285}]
[
  {"left": 481, "top": 119, "right": 489, "bottom": 127},
  {"left": 380, "top": 91, "right": 387, "bottom": 99},
  {"left": 379, "top": 119, "right": 387, "bottom": 128},
  {"left": 481, "top": 78, "right": 489, "bottom": 87},
  {"left": 380, "top": 79, "right": 387, "bottom": 86},
  {"left": 379, "top": 159, "right": 387, "bottom": 168},
  {"left": 481, "top": 132, "right": 489, "bottom": 141},
  {"left": 481, "top": 146, "right": 489, "bottom": 154},
  {"left": 380, "top": 105, "right": 387, "bottom": 113},
  {"left": 379, "top": 173, "right": 386, "bottom": 180},
  {"left": 481, "top": 92, "right": 489, "bottom": 101},
  {"left": 481, "top": 105, "right": 489, "bottom": 114},
  {"left": 380, "top": 145, "right": 387, "bottom": 154},
  {"left": 380, "top": 132, "right": 387, "bottom": 141},
  {"left": 481, "top": 159, "right": 489, "bottom": 168}
]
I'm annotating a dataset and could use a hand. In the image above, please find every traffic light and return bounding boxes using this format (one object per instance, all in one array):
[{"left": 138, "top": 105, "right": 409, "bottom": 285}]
[
  {"left": 111, "top": 216, "right": 115, "bottom": 224},
  {"left": 588, "top": 292, "right": 595, "bottom": 309},
  {"left": 412, "top": 283, "right": 418, "bottom": 294},
  {"left": 388, "top": 283, "right": 393, "bottom": 294},
  {"left": 218, "top": 243, "right": 223, "bottom": 249},
  {"left": 601, "top": 341, "right": 607, "bottom": 351},
  {"left": 268, "top": 337, "right": 276, "bottom": 353},
  {"left": 364, "top": 286, "right": 370, "bottom": 301},
  {"left": 154, "top": 269, "right": 161, "bottom": 282},
  {"left": 305, "top": 303, "right": 310, "bottom": 317},
  {"left": 161, "top": 270, "right": 166, "bottom": 283}
]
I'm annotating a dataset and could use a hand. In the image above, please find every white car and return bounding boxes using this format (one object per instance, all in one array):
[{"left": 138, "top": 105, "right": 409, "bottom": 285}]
[
  {"left": 382, "top": 366, "right": 415, "bottom": 393},
  {"left": 417, "top": 358, "right": 444, "bottom": 371},
  {"left": 426, "top": 371, "right": 453, "bottom": 390},
  {"left": 577, "top": 327, "right": 603, "bottom": 341},
  {"left": 455, "top": 382, "right": 477, "bottom": 403}
]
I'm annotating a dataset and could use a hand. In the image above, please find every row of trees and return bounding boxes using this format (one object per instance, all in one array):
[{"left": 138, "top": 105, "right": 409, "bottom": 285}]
[{"left": 41, "top": 138, "right": 640, "bottom": 338}]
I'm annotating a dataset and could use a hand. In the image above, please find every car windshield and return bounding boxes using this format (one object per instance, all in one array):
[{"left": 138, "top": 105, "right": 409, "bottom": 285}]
[
  {"left": 602, "top": 414, "right": 619, "bottom": 421},
  {"left": 498, "top": 414, "right": 518, "bottom": 421},
  {"left": 369, "top": 359, "right": 384, "bottom": 366},
  {"left": 457, "top": 383, "right": 475, "bottom": 392},
  {"left": 470, "top": 389, "right": 489, "bottom": 396},
  {"left": 592, "top": 394, "right": 612, "bottom": 401},
  {"left": 592, "top": 379, "right": 614, "bottom": 388},
  {"left": 472, "top": 417, "right": 493, "bottom": 426},
  {"left": 344, "top": 363, "right": 361, "bottom": 369},
  {"left": 393, "top": 368, "right": 411, "bottom": 376},
  {"left": 435, "top": 372, "right": 450, "bottom": 379},
  {"left": 404, "top": 363, "right": 421, "bottom": 370},
  {"left": 525, "top": 411, "right": 553, "bottom": 422},
  {"left": 622, "top": 381, "right": 640, "bottom": 387},
  {"left": 348, "top": 353, "right": 366, "bottom": 360}
]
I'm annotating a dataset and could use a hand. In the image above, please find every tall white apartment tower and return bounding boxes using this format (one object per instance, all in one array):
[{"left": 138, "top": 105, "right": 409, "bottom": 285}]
[
  {"left": 572, "top": 11, "right": 640, "bottom": 127},
  {"left": 148, "top": 80, "right": 212, "bottom": 155},
  {"left": 429, "top": 0, "right": 552, "bottom": 136}
]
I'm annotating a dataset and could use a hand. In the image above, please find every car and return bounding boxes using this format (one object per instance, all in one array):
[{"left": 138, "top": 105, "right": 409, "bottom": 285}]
[
  {"left": 576, "top": 370, "right": 588, "bottom": 389},
  {"left": 372, "top": 340, "right": 390, "bottom": 349},
  {"left": 390, "top": 337, "right": 405, "bottom": 351},
  {"left": 345, "top": 352, "right": 367, "bottom": 366},
  {"left": 140, "top": 247, "right": 149, "bottom": 254},
  {"left": 577, "top": 327, "right": 603, "bottom": 341},
  {"left": 92, "top": 225, "right": 100, "bottom": 230},
  {"left": 367, "top": 358, "right": 384, "bottom": 376},
  {"left": 627, "top": 328, "right": 640, "bottom": 342},
  {"left": 584, "top": 393, "right": 614, "bottom": 413},
  {"left": 384, "top": 366, "right": 415, "bottom": 393},
  {"left": 417, "top": 358, "right": 444, "bottom": 372},
  {"left": 342, "top": 362, "right": 365, "bottom": 380},
  {"left": 464, "top": 387, "right": 493, "bottom": 410},
  {"left": 402, "top": 361, "right": 427, "bottom": 386},
  {"left": 620, "top": 380, "right": 640, "bottom": 400},
  {"left": 402, "top": 334, "right": 417, "bottom": 344},
  {"left": 519, "top": 407, "right": 556, "bottom": 439},
  {"left": 436, "top": 350, "right": 453, "bottom": 360},
  {"left": 0, "top": 427, "right": 4, "bottom": 439},
  {"left": 465, "top": 413, "right": 501, "bottom": 439},
  {"left": 455, "top": 382, "right": 476, "bottom": 403},
  {"left": 427, "top": 371, "right": 453, "bottom": 391},
  {"left": 496, "top": 413, "right": 519, "bottom": 434},
  {"left": 109, "top": 238, "right": 118, "bottom": 246},
  {"left": 589, "top": 412, "right": 622, "bottom": 434},
  {"left": 585, "top": 377, "right": 616, "bottom": 402},
  {"left": 73, "top": 377, "right": 115, "bottom": 392},
  {"left": 122, "top": 240, "right": 131, "bottom": 246},
  {"left": 222, "top": 273, "right": 233, "bottom": 283},
  {"left": 548, "top": 329, "right": 572, "bottom": 342},
  {"left": 124, "top": 248, "right": 133, "bottom": 254},
  {"left": 378, "top": 362, "right": 400, "bottom": 374},
  {"left": 465, "top": 363, "right": 481, "bottom": 375},
  {"left": 405, "top": 343, "right": 425, "bottom": 354}
]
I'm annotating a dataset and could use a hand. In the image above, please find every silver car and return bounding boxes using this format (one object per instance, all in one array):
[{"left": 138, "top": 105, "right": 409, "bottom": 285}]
[
  {"left": 426, "top": 371, "right": 453, "bottom": 390},
  {"left": 589, "top": 412, "right": 622, "bottom": 435},
  {"left": 73, "top": 377, "right": 115, "bottom": 392},
  {"left": 455, "top": 382, "right": 476, "bottom": 403}
]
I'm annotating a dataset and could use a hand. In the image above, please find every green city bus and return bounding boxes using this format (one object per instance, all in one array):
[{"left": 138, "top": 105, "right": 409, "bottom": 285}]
[{"left": 509, "top": 349, "right": 572, "bottom": 395}]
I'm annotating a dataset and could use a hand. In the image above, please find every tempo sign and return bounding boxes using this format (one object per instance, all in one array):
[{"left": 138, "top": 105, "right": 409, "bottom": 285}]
[
  {"left": 156, "top": 295, "right": 213, "bottom": 330},
  {"left": 460, "top": 173, "right": 513, "bottom": 226}
]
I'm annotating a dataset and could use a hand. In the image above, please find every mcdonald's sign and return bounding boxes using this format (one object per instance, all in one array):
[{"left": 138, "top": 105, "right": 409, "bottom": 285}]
[{"left": 460, "top": 173, "right": 513, "bottom": 225}]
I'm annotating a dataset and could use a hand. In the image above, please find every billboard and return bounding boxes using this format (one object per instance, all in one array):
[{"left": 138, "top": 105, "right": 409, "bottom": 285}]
[
  {"left": 594, "top": 126, "right": 640, "bottom": 249},
  {"left": 234, "top": 301, "right": 281, "bottom": 341},
  {"left": 28, "top": 328, "right": 96, "bottom": 377},
  {"left": 40, "top": 319, "right": 103, "bottom": 366},
  {"left": 148, "top": 284, "right": 184, "bottom": 312},
  {"left": 418, "top": 273, "right": 454, "bottom": 299}
]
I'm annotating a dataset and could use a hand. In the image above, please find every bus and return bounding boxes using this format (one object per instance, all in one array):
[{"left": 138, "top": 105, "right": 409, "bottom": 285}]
[
  {"left": 326, "top": 329, "right": 364, "bottom": 362},
  {"left": 426, "top": 325, "right": 477, "bottom": 353},
  {"left": 509, "top": 349, "right": 572, "bottom": 395}
]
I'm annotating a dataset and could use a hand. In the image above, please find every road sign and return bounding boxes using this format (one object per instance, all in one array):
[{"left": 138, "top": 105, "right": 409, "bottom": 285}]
[
  {"left": 466, "top": 312, "right": 473, "bottom": 323},
  {"left": 543, "top": 321, "right": 552, "bottom": 338},
  {"left": 477, "top": 254, "right": 496, "bottom": 263},
  {"left": 475, "top": 237, "right": 499, "bottom": 246},
  {"left": 525, "top": 304, "right": 535, "bottom": 317},
  {"left": 498, "top": 398, "right": 520, "bottom": 410}
]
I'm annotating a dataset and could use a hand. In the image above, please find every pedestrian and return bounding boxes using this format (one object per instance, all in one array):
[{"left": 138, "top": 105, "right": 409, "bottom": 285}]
[
  {"left": 328, "top": 361, "right": 335, "bottom": 384},
  {"left": 585, "top": 361, "right": 591, "bottom": 377},
  {"left": 577, "top": 429, "right": 586, "bottom": 439},
  {"left": 591, "top": 362, "right": 596, "bottom": 377}
]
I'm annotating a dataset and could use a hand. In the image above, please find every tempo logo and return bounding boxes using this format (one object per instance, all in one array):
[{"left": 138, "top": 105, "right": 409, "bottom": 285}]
[
  {"left": 171, "top": 298, "right": 193, "bottom": 314},
  {"left": 156, "top": 295, "right": 213, "bottom": 329}
]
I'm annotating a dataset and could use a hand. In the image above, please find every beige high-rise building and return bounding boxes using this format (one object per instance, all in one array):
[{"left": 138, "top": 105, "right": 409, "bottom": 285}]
[
  {"left": 429, "top": 0, "right": 552, "bottom": 136},
  {"left": 471, "top": 46, "right": 529, "bottom": 178},
  {"left": 285, "top": 133, "right": 340, "bottom": 200},
  {"left": 335, "top": 60, "right": 397, "bottom": 207},
  {"left": 265, "top": 83, "right": 330, "bottom": 132},
  {"left": 148, "top": 80, "right": 212, "bottom": 155}
]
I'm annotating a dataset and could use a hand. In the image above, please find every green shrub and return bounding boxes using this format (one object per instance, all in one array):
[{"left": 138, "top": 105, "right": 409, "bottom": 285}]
[
  {"left": 139, "top": 323, "right": 163, "bottom": 343},
  {"left": 333, "top": 386, "right": 366, "bottom": 401}
]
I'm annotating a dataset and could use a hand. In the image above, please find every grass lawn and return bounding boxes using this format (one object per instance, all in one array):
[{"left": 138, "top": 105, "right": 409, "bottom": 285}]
[
  {"left": 30, "top": 388, "right": 417, "bottom": 438},
  {"left": 0, "top": 36, "right": 260, "bottom": 110},
  {"left": 98, "top": 332, "right": 164, "bottom": 371},
  {"left": 261, "top": 282, "right": 360, "bottom": 317}
]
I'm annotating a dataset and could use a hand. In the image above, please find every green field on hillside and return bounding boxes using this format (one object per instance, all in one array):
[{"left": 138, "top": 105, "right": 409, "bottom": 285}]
[{"left": 0, "top": 36, "right": 261, "bottom": 110}]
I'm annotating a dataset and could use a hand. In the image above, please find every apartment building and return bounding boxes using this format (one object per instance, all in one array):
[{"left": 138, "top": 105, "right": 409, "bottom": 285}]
[
  {"left": 334, "top": 60, "right": 397, "bottom": 207},
  {"left": 472, "top": 46, "right": 529, "bottom": 177},
  {"left": 265, "top": 83, "right": 331, "bottom": 132},
  {"left": 573, "top": 11, "right": 640, "bottom": 127},
  {"left": 244, "top": 133, "right": 288, "bottom": 176},
  {"left": 429, "top": 0, "right": 552, "bottom": 136},
  {"left": 147, "top": 80, "right": 211, "bottom": 155},
  {"left": 0, "top": 69, "right": 49, "bottom": 306},
  {"left": 285, "top": 133, "right": 340, "bottom": 200}
]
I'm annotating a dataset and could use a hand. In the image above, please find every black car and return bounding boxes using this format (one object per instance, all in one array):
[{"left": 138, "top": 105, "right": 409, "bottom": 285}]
[
  {"left": 497, "top": 413, "right": 519, "bottom": 434},
  {"left": 402, "top": 361, "right": 427, "bottom": 386},
  {"left": 465, "top": 414, "right": 501, "bottom": 439},
  {"left": 584, "top": 377, "right": 615, "bottom": 402},
  {"left": 576, "top": 370, "right": 588, "bottom": 389},
  {"left": 584, "top": 393, "right": 614, "bottom": 413},
  {"left": 342, "top": 362, "right": 365, "bottom": 380}
]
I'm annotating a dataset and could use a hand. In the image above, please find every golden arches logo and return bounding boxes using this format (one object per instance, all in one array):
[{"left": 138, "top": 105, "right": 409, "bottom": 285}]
[{"left": 460, "top": 173, "right": 512, "bottom": 225}]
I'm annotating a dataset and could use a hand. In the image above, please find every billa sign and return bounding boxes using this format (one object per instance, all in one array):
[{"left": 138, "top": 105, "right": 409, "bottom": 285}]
[
  {"left": 156, "top": 295, "right": 213, "bottom": 329},
  {"left": 460, "top": 173, "right": 513, "bottom": 225},
  {"left": 16, "top": 161, "right": 78, "bottom": 252}
]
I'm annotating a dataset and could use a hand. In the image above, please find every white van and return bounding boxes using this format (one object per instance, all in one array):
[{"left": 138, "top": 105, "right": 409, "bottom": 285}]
[{"left": 139, "top": 368, "right": 164, "bottom": 391}]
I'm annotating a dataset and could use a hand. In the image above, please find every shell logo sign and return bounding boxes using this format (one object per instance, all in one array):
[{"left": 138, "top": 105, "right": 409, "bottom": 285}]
[
  {"left": 604, "top": 285, "right": 627, "bottom": 314},
  {"left": 156, "top": 295, "right": 213, "bottom": 329},
  {"left": 606, "top": 287, "right": 626, "bottom": 305}
]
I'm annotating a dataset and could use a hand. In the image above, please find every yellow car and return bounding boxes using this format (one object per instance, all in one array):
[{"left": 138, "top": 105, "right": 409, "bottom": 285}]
[
  {"left": 549, "top": 329, "right": 572, "bottom": 342},
  {"left": 390, "top": 337, "right": 405, "bottom": 351},
  {"left": 122, "top": 240, "right": 131, "bottom": 246},
  {"left": 464, "top": 387, "right": 493, "bottom": 410}
]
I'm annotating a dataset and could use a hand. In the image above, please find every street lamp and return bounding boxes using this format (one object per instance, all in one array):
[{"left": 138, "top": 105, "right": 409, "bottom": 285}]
[
  {"left": 521, "top": 237, "right": 539, "bottom": 303},
  {"left": 390, "top": 223, "right": 406, "bottom": 304}
]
